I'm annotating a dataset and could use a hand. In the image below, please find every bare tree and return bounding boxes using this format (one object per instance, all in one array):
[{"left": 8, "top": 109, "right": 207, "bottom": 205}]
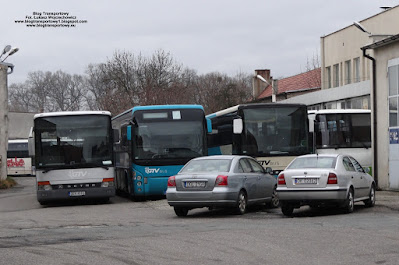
[
  {"left": 8, "top": 82, "right": 34, "bottom": 112},
  {"left": 194, "top": 71, "right": 252, "bottom": 114},
  {"left": 28, "top": 71, "right": 53, "bottom": 112},
  {"left": 49, "top": 70, "right": 86, "bottom": 111}
]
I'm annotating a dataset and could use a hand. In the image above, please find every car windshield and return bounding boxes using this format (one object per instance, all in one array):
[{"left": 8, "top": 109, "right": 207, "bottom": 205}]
[
  {"left": 180, "top": 159, "right": 232, "bottom": 173},
  {"left": 287, "top": 157, "right": 336, "bottom": 169}
]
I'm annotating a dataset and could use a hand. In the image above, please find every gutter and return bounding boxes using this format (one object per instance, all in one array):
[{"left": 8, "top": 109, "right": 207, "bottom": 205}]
[{"left": 362, "top": 48, "right": 378, "bottom": 188}]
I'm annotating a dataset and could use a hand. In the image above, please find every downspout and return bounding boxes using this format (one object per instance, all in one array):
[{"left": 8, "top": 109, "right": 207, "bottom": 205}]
[{"left": 362, "top": 48, "right": 378, "bottom": 188}]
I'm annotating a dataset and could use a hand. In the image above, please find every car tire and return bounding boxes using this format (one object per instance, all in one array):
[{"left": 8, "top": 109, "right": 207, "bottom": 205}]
[
  {"left": 174, "top": 207, "right": 189, "bottom": 217},
  {"left": 343, "top": 188, "right": 354, "bottom": 214},
  {"left": 364, "top": 184, "right": 376, "bottom": 207},
  {"left": 281, "top": 203, "right": 294, "bottom": 216},
  {"left": 39, "top": 201, "right": 48, "bottom": 206},
  {"left": 235, "top": 190, "right": 247, "bottom": 215},
  {"left": 268, "top": 185, "right": 280, "bottom": 208}
]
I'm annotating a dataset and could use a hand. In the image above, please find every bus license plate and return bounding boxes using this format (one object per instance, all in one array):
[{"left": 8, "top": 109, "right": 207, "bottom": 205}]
[
  {"left": 185, "top": 181, "right": 206, "bottom": 188},
  {"left": 295, "top": 178, "right": 317, "bottom": 184},
  {"left": 69, "top": 191, "right": 86, "bottom": 197}
]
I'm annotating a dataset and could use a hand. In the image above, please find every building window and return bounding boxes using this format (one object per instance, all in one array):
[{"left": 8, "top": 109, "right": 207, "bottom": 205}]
[
  {"left": 333, "top": 64, "right": 339, "bottom": 87},
  {"left": 354, "top": 57, "right": 360, "bottom": 83},
  {"left": 389, "top": 64, "right": 399, "bottom": 127},
  {"left": 326, "top": 66, "right": 332, "bottom": 88},
  {"left": 345, "top": 60, "right": 351, "bottom": 85}
]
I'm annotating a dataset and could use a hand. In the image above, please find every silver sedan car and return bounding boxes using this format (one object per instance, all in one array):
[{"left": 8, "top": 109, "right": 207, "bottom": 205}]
[
  {"left": 166, "top": 155, "right": 278, "bottom": 217},
  {"left": 277, "top": 154, "right": 376, "bottom": 216}
]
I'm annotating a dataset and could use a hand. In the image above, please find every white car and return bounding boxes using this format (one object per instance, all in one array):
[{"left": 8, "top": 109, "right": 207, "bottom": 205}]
[{"left": 277, "top": 154, "right": 376, "bottom": 216}]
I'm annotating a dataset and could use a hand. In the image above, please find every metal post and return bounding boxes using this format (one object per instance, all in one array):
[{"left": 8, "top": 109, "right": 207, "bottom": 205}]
[{"left": 0, "top": 63, "right": 9, "bottom": 180}]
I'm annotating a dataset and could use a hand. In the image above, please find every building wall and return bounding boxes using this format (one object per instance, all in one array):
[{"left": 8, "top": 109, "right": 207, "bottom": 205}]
[
  {"left": 372, "top": 41, "right": 399, "bottom": 190},
  {"left": 8, "top": 112, "right": 36, "bottom": 140},
  {"left": 321, "top": 6, "right": 399, "bottom": 90},
  {"left": 280, "top": 80, "right": 370, "bottom": 108}
]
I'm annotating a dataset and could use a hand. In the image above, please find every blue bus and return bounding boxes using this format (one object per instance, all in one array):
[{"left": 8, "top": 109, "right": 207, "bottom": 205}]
[
  {"left": 207, "top": 103, "right": 311, "bottom": 177},
  {"left": 112, "top": 105, "right": 211, "bottom": 199}
]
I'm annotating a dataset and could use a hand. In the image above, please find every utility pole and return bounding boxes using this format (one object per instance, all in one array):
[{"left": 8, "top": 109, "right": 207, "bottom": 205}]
[
  {"left": 0, "top": 63, "right": 10, "bottom": 180},
  {"left": 0, "top": 45, "right": 18, "bottom": 181}
]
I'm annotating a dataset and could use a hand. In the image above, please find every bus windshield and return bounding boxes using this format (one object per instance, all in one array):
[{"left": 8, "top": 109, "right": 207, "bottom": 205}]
[
  {"left": 315, "top": 113, "right": 371, "bottom": 149},
  {"left": 241, "top": 106, "right": 309, "bottom": 156},
  {"left": 35, "top": 115, "right": 113, "bottom": 168},
  {"left": 133, "top": 121, "right": 204, "bottom": 160}
]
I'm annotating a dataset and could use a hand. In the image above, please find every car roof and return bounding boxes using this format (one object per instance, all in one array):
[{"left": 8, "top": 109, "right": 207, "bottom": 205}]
[
  {"left": 191, "top": 155, "right": 252, "bottom": 161},
  {"left": 297, "top": 154, "right": 341, "bottom": 159}
]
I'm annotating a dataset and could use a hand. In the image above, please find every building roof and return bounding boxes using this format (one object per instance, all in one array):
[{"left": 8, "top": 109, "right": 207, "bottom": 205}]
[
  {"left": 361, "top": 33, "right": 399, "bottom": 50},
  {"left": 257, "top": 68, "right": 321, "bottom": 99}
]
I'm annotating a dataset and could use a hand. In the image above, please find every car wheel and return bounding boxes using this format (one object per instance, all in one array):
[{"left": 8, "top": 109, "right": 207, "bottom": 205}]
[
  {"left": 39, "top": 201, "right": 48, "bottom": 206},
  {"left": 364, "top": 185, "right": 376, "bottom": 207},
  {"left": 174, "top": 207, "right": 189, "bottom": 217},
  {"left": 343, "top": 188, "right": 354, "bottom": 213},
  {"left": 281, "top": 203, "right": 294, "bottom": 216},
  {"left": 268, "top": 185, "right": 280, "bottom": 208},
  {"left": 236, "top": 190, "right": 247, "bottom": 215}
]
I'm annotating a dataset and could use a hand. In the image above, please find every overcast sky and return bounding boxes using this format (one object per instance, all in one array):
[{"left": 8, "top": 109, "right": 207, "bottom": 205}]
[{"left": 2, "top": 0, "right": 399, "bottom": 85}]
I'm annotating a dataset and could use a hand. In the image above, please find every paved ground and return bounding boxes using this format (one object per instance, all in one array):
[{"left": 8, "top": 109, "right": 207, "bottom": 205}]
[{"left": 375, "top": 190, "right": 399, "bottom": 211}]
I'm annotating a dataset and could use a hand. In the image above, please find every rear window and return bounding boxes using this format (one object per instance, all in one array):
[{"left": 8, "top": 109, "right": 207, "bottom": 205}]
[
  {"left": 287, "top": 157, "right": 336, "bottom": 169},
  {"left": 181, "top": 159, "right": 232, "bottom": 173}
]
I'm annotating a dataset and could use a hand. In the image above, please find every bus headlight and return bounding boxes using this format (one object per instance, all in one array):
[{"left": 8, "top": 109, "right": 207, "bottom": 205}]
[
  {"left": 137, "top": 181, "right": 142, "bottom": 187},
  {"left": 137, "top": 175, "right": 142, "bottom": 181},
  {"left": 102, "top": 178, "right": 115, "bottom": 188},
  {"left": 38, "top": 181, "right": 52, "bottom": 191}
]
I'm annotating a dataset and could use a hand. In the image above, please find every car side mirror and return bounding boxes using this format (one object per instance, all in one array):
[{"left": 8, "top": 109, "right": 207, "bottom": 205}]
[{"left": 265, "top": 167, "right": 273, "bottom": 174}]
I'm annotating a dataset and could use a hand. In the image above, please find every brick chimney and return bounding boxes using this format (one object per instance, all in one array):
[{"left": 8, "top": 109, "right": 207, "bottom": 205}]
[{"left": 253, "top": 69, "right": 271, "bottom": 98}]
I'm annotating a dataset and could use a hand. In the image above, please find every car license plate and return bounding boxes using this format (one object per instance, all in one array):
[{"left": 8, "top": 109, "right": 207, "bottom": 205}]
[
  {"left": 184, "top": 181, "right": 206, "bottom": 188},
  {"left": 69, "top": 191, "right": 86, "bottom": 197},
  {"left": 295, "top": 178, "right": 317, "bottom": 184}
]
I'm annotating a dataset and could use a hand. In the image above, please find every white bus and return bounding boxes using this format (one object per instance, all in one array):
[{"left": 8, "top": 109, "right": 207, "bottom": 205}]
[
  {"left": 29, "top": 111, "right": 115, "bottom": 205},
  {"left": 7, "top": 139, "right": 33, "bottom": 176},
  {"left": 308, "top": 109, "right": 372, "bottom": 173}
]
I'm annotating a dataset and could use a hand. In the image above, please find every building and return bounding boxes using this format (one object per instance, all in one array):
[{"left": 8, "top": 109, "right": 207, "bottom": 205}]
[
  {"left": 280, "top": 5, "right": 399, "bottom": 110},
  {"left": 362, "top": 34, "right": 399, "bottom": 190},
  {"left": 254, "top": 68, "right": 321, "bottom": 103}
]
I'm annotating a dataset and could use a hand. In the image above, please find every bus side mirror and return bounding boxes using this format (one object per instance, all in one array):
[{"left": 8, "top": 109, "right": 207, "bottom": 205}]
[
  {"left": 28, "top": 127, "right": 35, "bottom": 157},
  {"left": 113, "top": 129, "right": 120, "bottom": 143},
  {"left": 233, "top": 119, "right": 243, "bottom": 134},
  {"left": 206, "top": 118, "right": 212, "bottom": 134}
]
